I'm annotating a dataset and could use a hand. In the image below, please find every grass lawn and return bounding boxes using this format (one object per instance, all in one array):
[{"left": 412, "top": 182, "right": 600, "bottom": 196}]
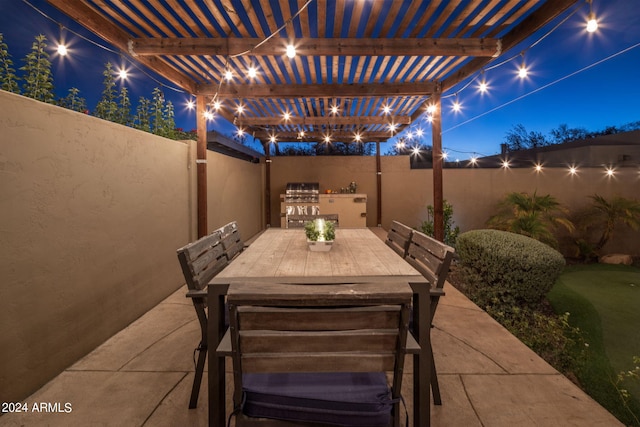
[{"left": 548, "top": 263, "right": 640, "bottom": 426}]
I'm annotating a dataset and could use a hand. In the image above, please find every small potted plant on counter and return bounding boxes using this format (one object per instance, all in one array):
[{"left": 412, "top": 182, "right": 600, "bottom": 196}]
[{"left": 305, "top": 218, "right": 335, "bottom": 251}]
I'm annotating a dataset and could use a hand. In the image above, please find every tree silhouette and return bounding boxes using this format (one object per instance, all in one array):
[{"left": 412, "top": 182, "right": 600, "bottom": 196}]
[
  {"left": 0, "top": 33, "right": 20, "bottom": 93},
  {"left": 20, "top": 34, "right": 54, "bottom": 103}
]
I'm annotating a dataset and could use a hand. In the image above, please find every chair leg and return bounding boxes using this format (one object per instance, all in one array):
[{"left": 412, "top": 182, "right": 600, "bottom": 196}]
[
  {"left": 189, "top": 342, "right": 207, "bottom": 409},
  {"left": 430, "top": 340, "right": 442, "bottom": 405}
]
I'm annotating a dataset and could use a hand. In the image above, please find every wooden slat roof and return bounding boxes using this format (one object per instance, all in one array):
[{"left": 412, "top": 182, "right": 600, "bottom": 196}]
[{"left": 46, "top": 0, "right": 579, "bottom": 143}]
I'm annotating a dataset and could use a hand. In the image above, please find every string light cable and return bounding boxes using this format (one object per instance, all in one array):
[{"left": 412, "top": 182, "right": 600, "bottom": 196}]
[
  {"left": 442, "top": 40, "right": 640, "bottom": 135},
  {"left": 20, "top": 0, "right": 186, "bottom": 93}
]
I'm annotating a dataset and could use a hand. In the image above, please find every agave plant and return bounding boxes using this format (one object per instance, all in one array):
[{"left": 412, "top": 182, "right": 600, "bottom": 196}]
[{"left": 487, "top": 191, "right": 574, "bottom": 247}]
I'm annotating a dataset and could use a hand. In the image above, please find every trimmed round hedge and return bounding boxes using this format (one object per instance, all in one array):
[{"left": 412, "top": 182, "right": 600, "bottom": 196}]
[{"left": 456, "top": 229, "right": 565, "bottom": 304}]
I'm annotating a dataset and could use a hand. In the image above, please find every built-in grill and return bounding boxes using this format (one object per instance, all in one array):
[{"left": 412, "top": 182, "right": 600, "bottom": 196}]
[
  {"left": 283, "top": 183, "right": 320, "bottom": 224},
  {"left": 285, "top": 182, "right": 319, "bottom": 203}
]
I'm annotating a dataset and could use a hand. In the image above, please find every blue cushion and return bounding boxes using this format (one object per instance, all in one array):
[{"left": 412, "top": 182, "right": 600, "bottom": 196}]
[{"left": 242, "top": 372, "right": 394, "bottom": 426}]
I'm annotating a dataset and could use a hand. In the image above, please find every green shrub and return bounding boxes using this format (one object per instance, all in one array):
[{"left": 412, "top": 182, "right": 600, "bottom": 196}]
[{"left": 457, "top": 229, "right": 565, "bottom": 305}]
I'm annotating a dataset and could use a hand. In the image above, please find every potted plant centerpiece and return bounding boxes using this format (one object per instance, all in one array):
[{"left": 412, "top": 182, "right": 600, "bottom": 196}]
[{"left": 304, "top": 218, "right": 335, "bottom": 251}]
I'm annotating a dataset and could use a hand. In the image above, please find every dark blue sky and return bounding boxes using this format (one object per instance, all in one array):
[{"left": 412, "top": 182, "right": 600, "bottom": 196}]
[{"left": 1, "top": 0, "right": 639, "bottom": 158}]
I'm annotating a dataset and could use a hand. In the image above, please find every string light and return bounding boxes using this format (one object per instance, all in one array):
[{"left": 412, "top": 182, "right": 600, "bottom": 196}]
[
  {"left": 186, "top": 99, "right": 195, "bottom": 110},
  {"left": 204, "top": 110, "right": 214, "bottom": 120},
  {"left": 587, "top": 0, "right": 598, "bottom": 33},
  {"left": 518, "top": 52, "right": 528, "bottom": 78},
  {"left": 269, "top": 134, "right": 277, "bottom": 143},
  {"left": 534, "top": 163, "right": 543, "bottom": 172},
  {"left": 382, "top": 104, "right": 392, "bottom": 115},
  {"left": 224, "top": 69, "right": 234, "bottom": 81},
  {"left": 323, "top": 134, "right": 332, "bottom": 143},
  {"left": 118, "top": 68, "right": 128, "bottom": 80},
  {"left": 452, "top": 93, "right": 461, "bottom": 112},
  {"left": 469, "top": 156, "right": 478, "bottom": 166},
  {"left": 427, "top": 104, "right": 437, "bottom": 114},
  {"left": 501, "top": 160, "right": 510, "bottom": 168},
  {"left": 354, "top": 132, "right": 362, "bottom": 142},
  {"left": 57, "top": 43, "right": 68, "bottom": 56},
  {"left": 605, "top": 167, "right": 615, "bottom": 177},
  {"left": 415, "top": 128, "right": 424, "bottom": 137},
  {"left": 411, "top": 146, "right": 421, "bottom": 156},
  {"left": 283, "top": 111, "right": 291, "bottom": 121},
  {"left": 330, "top": 105, "right": 339, "bottom": 115},
  {"left": 247, "top": 64, "right": 258, "bottom": 79},
  {"left": 236, "top": 104, "right": 244, "bottom": 115},
  {"left": 286, "top": 44, "right": 296, "bottom": 58},
  {"left": 568, "top": 166, "right": 579, "bottom": 175},
  {"left": 237, "top": 127, "right": 245, "bottom": 137},
  {"left": 213, "top": 100, "right": 222, "bottom": 110}
]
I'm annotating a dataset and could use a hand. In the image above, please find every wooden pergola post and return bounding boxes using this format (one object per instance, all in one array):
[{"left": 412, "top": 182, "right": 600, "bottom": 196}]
[
  {"left": 376, "top": 141, "right": 382, "bottom": 226},
  {"left": 196, "top": 95, "right": 208, "bottom": 238},
  {"left": 431, "top": 92, "right": 444, "bottom": 242}
]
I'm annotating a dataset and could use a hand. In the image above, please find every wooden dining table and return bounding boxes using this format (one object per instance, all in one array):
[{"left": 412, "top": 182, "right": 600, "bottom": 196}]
[{"left": 207, "top": 228, "right": 431, "bottom": 427}]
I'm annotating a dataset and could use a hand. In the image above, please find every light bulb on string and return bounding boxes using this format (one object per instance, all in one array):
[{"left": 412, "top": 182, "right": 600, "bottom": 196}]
[
  {"left": 286, "top": 44, "right": 296, "bottom": 59},
  {"left": 269, "top": 134, "right": 277, "bottom": 143},
  {"left": 283, "top": 111, "right": 291, "bottom": 121},
  {"left": 415, "top": 128, "right": 424, "bottom": 138},
  {"left": 236, "top": 104, "right": 244, "bottom": 115},
  {"left": 478, "top": 70, "right": 488, "bottom": 93},
  {"left": 452, "top": 93, "right": 461, "bottom": 112},
  {"left": 354, "top": 132, "right": 362, "bottom": 142},
  {"left": 186, "top": 99, "right": 195, "bottom": 110},
  {"left": 118, "top": 68, "right": 128, "bottom": 80},
  {"left": 224, "top": 69, "right": 234, "bottom": 81},
  {"left": 330, "top": 104, "right": 339, "bottom": 115},
  {"left": 324, "top": 134, "right": 332, "bottom": 143},
  {"left": 213, "top": 100, "right": 222, "bottom": 110},
  {"left": 518, "top": 52, "right": 528, "bottom": 79},
  {"left": 587, "top": 0, "right": 598, "bottom": 33}
]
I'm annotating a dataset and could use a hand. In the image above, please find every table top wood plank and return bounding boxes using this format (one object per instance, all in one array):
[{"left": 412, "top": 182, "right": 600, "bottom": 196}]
[{"left": 212, "top": 228, "right": 424, "bottom": 283}]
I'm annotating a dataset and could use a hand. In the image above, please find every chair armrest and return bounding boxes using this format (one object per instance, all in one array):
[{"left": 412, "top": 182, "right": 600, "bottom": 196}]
[
  {"left": 186, "top": 289, "right": 207, "bottom": 299},
  {"left": 215, "top": 329, "right": 232, "bottom": 356},
  {"left": 429, "top": 288, "right": 445, "bottom": 298},
  {"left": 406, "top": 332, "right": 421, "bottom": 354}
]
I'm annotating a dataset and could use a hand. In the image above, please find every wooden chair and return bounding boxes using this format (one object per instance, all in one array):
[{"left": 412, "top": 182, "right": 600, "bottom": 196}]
[
  {"left": 404, "top": 230, "right": 455, "bottom": 405},
  {"left": 217, "top": 281, "right": 418, "bottom": 427},
  {"left": 385, "top": 220, "right": 413, "bottom": 257},
  {"left": 176, "top": 230, "right": 228, "bottom": 408},
  {"left": 219, "top": 221, "right": 245, "bottom": 261},
  {"left": 287, "top": 214, "right": 339, "bottom": 228}
]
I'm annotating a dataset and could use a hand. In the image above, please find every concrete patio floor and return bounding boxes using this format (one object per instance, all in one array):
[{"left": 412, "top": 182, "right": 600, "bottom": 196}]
[{"left": 0, "top": 230, "right": 623, "bottom": 427}]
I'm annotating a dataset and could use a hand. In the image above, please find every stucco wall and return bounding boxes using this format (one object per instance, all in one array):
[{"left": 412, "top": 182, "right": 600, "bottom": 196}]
[
  {"left": 0, "top": 90, "right": 264, "bottom": 403},
  {"left": 207, "top": 150, "right": 264, "bottom": 239},
  {"left": 268, "top": 154, "right": 639, "bottom": 255}
]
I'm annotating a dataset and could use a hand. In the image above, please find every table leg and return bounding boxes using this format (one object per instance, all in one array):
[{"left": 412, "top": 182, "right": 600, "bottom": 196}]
[
  {"left": 410, "top": 282, "right": 431, "bottom": 427},
  {"left": 208, "top": 284, "right": 228, "bottom": 427}
]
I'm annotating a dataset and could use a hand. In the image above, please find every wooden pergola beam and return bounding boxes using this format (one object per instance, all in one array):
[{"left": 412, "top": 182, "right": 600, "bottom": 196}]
[
  {"left": 47, "top": 0, "right": 197, "bottom": 94},
  {"left": 243, "top": 116, "right": 411, "bottom": 126},
  {"left": 129, "top": 37, "right": 502, "bottom": 58},
  {"left": 199, "top": 82, "right": 437, "bottom": 98}
]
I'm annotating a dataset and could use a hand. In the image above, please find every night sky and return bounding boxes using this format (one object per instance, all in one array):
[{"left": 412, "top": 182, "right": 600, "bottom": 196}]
[{"left": 1, "top": 0, "right": 639, "bottom": 158}]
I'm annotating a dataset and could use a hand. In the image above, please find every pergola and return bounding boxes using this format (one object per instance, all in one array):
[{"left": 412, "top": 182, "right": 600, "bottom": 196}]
[{"left": 47, "top": 0, "right": 581, "bottom": 238}]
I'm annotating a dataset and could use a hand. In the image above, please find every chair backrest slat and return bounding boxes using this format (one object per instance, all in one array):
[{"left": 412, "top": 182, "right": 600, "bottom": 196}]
[
  {"left": 177, "top": 230, "right": 226, "bottom": 291},
  {"left": 227, "top": 281, "right": 412, "bottom": 375},
  {"left": 385, "top": 220, "right": 413, "bottom": 257},
  {"left": 405, "top": 230, "right": 455, "bottom": 290},
  {"left": 219, "top": 221, "right": 244, "bottom": 261}
]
